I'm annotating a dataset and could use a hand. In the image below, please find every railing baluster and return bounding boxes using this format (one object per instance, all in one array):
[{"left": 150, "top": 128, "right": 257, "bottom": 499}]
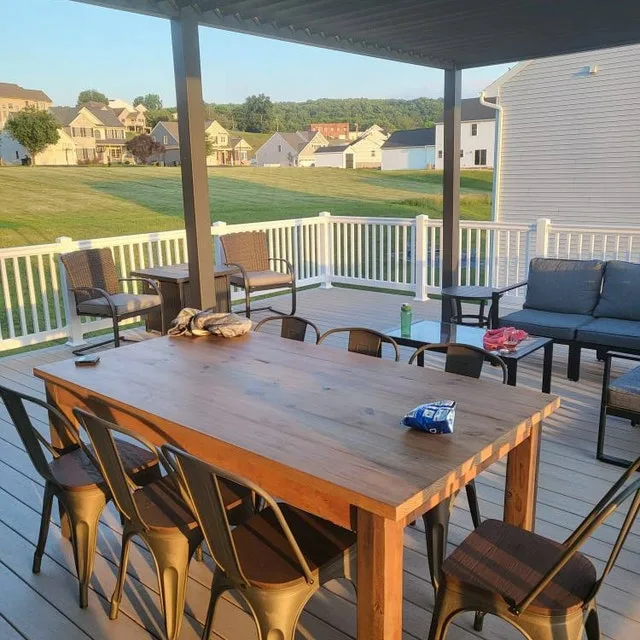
[
  {"left": 394, "top": 225, "right": 400, "bottom": 283},
  {"left": 12, "top": 257, "right": 27, "bottom": 337},
  {"left": 49, "top": 253, "right": 63, "bottom": 329},
  {"left": 1, "top": 259, "right": 15, "bottom": 338},
  {"left": 364, "top": 224, "right": 370, "bottom": 280},
  {"left": 25, "top": 256, "right": 39, "bottom": 335},
  {"left": 37, "top": 254, "right": 52, "bottom": 332}
]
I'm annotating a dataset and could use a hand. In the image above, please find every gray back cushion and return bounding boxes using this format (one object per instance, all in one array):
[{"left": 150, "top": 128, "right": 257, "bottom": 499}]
[
  {"left": 524, "top": 258, "right": 604, "bottom": 315},
  {"left": 594, "top": 261, "right": 640, "bottom": 320}
]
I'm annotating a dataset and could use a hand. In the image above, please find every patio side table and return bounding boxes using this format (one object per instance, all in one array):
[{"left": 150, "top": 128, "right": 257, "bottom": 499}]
[{"left": 441, "top": 285, "right": 496, "bottom": 327}]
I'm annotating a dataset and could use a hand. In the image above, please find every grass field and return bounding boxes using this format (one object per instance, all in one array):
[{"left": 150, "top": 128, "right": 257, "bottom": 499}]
[{"left": 0, "top": 166, "right": 492, "bottom": 248}]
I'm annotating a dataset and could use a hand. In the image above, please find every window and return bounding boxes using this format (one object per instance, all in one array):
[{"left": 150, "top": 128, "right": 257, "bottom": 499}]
[
  {"left": 460, "top": 149, "right": 464, "bottom": 158},
  {"left": 438, "top": 150, "right": 443, "bottom": 158},
  {"left": 471, "top": 123, "right": 478, "bottom": 136},
  {"left": 94, "top": 130, "right": 101, "bottom": 139},
  {"left": 163, "top": 135, "right": 169, "bottom": 145},
  {"left": 277, "top": 144, "right": 282, "bottom": 152},
  {"left": 371, "top": 150, "right": 376, "bottom": 157},
  {"left": 474, "top": 149, "right": 487, "bottom": 165}
]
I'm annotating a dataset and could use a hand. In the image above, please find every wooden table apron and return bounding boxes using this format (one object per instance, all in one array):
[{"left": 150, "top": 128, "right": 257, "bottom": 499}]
[{"left": 34, "top": 334, "right": 559, "bottom": 640}]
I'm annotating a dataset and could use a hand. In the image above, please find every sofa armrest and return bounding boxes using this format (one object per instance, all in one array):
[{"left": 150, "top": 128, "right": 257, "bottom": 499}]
[{"left": 490, "top": 281, "right": 528, "bottom": 328}]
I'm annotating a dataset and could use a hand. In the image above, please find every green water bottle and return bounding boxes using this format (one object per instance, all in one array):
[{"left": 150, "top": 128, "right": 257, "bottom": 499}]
[{"left": 401, "top": 303, "right": 412, "bottom": 337}]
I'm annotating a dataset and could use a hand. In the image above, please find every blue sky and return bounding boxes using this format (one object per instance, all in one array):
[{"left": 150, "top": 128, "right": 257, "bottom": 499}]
[{"left": 2, "top": 0, "right": 512, "bottom": 107}]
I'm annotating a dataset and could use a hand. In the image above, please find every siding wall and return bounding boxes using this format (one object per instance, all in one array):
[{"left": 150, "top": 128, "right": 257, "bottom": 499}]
[
  {"left": 381, "top": 146, "right": 435, "bottom": 170},
  {"left": 313, "top": 151, "right": 347, "bottom": 168},
  {"left": 435, "top": 119, "right": 495, "bottom": 169},
  {"left": 255, "top": 134, "right": 299, "bottom": 166},
  {"left": 496, "top": 44, "right": 640, "bottom": 225}
]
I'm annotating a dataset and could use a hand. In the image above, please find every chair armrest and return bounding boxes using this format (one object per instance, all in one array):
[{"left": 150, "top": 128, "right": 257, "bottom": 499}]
[
  {"left": 269, "top": 257, "right": 295, "bottom": 276},
  {"left": 119, "top": 277, "right": 163, "bottom": 298},
  {"left": 490, "top": 281, "right": 528, "bottom": 328},
  {"left": 224, "top": 262, "right": 249, "bottom": 287},
  {"left": 70, "top": 286, "right": 118, "bottom": 317},
  {"left": 493, "top": 280, "right": 528, "bottom": 296},
  {"left": 603, "top": 351, "right": 640, "bottom": 364}
]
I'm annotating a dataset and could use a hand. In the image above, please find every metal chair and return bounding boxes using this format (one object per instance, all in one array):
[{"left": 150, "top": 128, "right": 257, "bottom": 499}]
[
  {"left": 74, "top": 409, "right": 253, "bottom": 640},
  {"left": 60, "top": 247, "right": 165, "bottom": 355},
  {"left": 427, "top": 454, "right": 640, "bottom": 640},
  {"left": 163, "top": 443, "right": 357, "bottom": 640},
  {"left": 0, "top": 384, "right": 160, "bottom": 608},
  {"left": 318, "top": 327, "right": 400, "bottom": 361},
  {"left": 254, "top": 315, "right": 320, "bottom": 343},
  {"left": 220, "top": 231, "right": 296, "bottom": 319}
]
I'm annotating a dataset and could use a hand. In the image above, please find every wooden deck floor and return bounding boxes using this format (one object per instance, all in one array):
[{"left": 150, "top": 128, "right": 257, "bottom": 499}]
[{"left": 0, "top": 286, "right": 639, "bottom": 640}]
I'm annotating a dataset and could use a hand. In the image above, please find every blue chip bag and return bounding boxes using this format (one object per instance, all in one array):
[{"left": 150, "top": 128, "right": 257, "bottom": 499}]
[{"left": 402, "top": 400, "right": 456, "bottom": 434}]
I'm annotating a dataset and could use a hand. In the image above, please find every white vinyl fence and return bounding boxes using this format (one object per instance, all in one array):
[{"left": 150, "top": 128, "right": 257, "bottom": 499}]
[{"left": 1, "top": 213, "right": 639, "bottom": 351}]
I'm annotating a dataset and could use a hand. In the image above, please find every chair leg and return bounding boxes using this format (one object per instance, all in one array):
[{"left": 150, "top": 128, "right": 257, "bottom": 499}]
[
  {"left": 202, "top": 571, "right": 233, "bottom": 640},
  {"left": 465, "top": 481, "right": 481, "bottom": 529},
  {"left": 422, "top": 494, "right": 455, "bottom": 593},
  {"left": 290, "top": 281, "right": 297, "bottom": 316},
  {"left": 33, "top": 483, "right": 55, "bottom": 574},
  {"left": 112, "top": 313, "right": 121, "bottom": 348},
  {"left": 110, "top": 529, "right": 134, "bottom": 620},
  {"left": 567, "top": 344, "right": 581, "bottom": 382},
  {"left": 585, "top": 604, "right": 600, "bottom": 640},
  {"left": 247, "top": 585, "right": 315, "bottom": 640},
  {"left": 515, "top": 610, "right": 585, "bottom": 640},
  {"left": 195, "top": 544, "right": 204, "bottom": 562},
  {"left": 427, "top": 585, "right": 464, "bottom": 640},
  {"left": 245, "top": 287, "right": 251, "bottom": 319}
]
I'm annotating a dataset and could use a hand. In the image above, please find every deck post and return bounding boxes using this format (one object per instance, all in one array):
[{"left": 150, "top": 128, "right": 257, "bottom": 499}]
[
  {"left": 441, "top": 67, "right": 462, "bottom": 323},
  {"left": 171, "top": 15, "right": 215, "bottom": 309},
  {"left": 212, "top": 221, "right": 227, "bottom": 267},
  {"left": 318, "top": 211, "right": 333, "bottom": 288},
  {"left": 535, "top": 218, "right": 551, "bottom": 258}
]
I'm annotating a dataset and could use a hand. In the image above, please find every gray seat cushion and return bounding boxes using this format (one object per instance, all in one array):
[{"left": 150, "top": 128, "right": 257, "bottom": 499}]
[
  {"left": 78, "top": 293, "right": 161, "bottom": 316},
  {"left": 499, "top": 309, "right": 593, "bottom": 340},
  {"left": 230, "top": 270, "right": 293, "bottom": 289},
  {"left": 576, "top": 318, "right": 640, "bottom": 351},
  {"left": 594, "top": 261, "right": 640, "bottom": 320},
  {"left": 524, "top": 258, "right": 605, "bottom": 315},
  {"left": 608, "top": 366, "right": 640, "bottom": 413}
]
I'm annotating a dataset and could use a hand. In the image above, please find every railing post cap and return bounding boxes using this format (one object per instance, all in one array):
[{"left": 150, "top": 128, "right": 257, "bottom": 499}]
[
  {"left": 56, "top": 236, "right": 73, "bottom": 243},
  {"left": 319, "top": 211, "right": 332, "bottom": 217},
  {"left": 416, "top": 214, "right": 429, "bottom": 221},
  {"left": 212, "top": 220, "right": 227, "bottom": 226}
]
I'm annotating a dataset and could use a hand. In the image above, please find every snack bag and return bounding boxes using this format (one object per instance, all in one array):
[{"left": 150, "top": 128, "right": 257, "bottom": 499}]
[{"left": 402, "top": 401, "right": 456, "bottom": 434}]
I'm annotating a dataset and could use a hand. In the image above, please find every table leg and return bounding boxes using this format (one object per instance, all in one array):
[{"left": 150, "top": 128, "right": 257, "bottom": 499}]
[
  {"left": 542, "top": 342, "right": 553, "bottom": 393},
  {"left": 506, "top": 359, "right": 518, "bottom": 387},
  {"left": 357, "top": 510, "right": 404, "bottom": 640},
  {"left": 417, "top": 350, "right": 425, "bottom": 368},
  {"left": 504, "top": 420, "right": 541, "bottom": 531}
]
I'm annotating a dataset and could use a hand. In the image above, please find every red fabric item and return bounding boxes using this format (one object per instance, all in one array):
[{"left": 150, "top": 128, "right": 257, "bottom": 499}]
[{"left": 482, "top": 327, "right": 528, "bottom": 351}]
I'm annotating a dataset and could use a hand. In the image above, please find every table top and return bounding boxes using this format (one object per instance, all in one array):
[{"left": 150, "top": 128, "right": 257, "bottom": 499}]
[
  {"left": 388, "top": 320, "right": 552, "bottom": 361},
  {"left": 131, "top": 263, "right": 238, "bottom": 283},
  {"left": 441, "top": 285, "right": 497, "bottom": 299},
  {"left": 34, "top": 334, "right": 558, "bottom": 521}
]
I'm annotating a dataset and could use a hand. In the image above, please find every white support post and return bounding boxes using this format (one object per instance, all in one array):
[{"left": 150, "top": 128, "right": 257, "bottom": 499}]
[
  {"left": 212, "top": 221, "right": 227, "bottom": 267},
  {"left": 56, "top": 236, "right": 85, "bottom": 347},
  {"left": 318, "top": 211, "right": 333, "bottom": 289},
  {"left": 535, "top": 218, "right": 551, "bottom": 257},
  {"left": 413, "top": 214, "right": 429, "bottom": 301}
]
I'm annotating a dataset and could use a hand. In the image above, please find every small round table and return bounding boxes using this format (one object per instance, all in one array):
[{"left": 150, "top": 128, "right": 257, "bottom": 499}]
[{"left": 441, "top": 285, "right": 496, "bottom": 327}]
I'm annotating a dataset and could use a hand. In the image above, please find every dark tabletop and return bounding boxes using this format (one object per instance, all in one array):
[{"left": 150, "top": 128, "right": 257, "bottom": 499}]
[
  {"left": 440, "top": 285, "right": 497, "bottom": 300},
  {"left": 131, "top": 263, "right": 238, "bottom": 283}
]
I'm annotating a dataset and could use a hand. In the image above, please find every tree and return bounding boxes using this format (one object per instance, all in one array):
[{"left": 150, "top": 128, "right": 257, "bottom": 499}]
[
  {"left": 242, "top": 93, "right": 274, "bottom": 133},
  {"left": 77, "top": 89, "right": 108, "bottom": 106},
  {"left": 146, "top": 108, "right": 174, "bottom": 129},
  {"left": 5, "top": 108, "right": 60, "bottom": 166},
  {"left": 133, "top": 94, "right": 163, "bottom": 111},
  {"left": 204, "top": 134, "right": 214, "bottom": 157},
  {"left": 126, "top": 133, "right": 165, "bottom": 164}
]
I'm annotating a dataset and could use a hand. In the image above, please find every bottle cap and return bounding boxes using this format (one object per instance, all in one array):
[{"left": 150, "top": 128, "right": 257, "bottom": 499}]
[{"left": 401, "top": 303, "right": 412, "bottom": 311}]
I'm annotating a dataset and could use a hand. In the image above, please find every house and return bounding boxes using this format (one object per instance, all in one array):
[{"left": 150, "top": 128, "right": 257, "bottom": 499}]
[
  {"left": 434, "top": 98, "right": 496, "bottom": 169},
  {"left": 255, "top": 130, "right": 328, "bottom": 167},
  {"left": 311, "top": 126, "right": 388, "bottom": 169},
  {"left": 110, "top": 102, "right": 149, "bottom": 134},
  {"left": 309, "top": 122, "right": 350, "bottom": 140},
  {"left": 381, "top": 127, "right": 436, "bottom": 170},
  {"left": 313, "top": 144, "right": 353, "bottom": 168},
  {"left": 0, "top": 83, "right": 52, "bottom": 129},
  {"left": 228, "top": 136, "right": 252, "bottom": 165},
  {"left": 149, "top": 121, "right": 180, "bottom": 165},
  {"left": 483, "top": 43, "right": 640, "bottom": 225},
  {"left": 0, "top": 128, "right": 77, "bottom": 166}
]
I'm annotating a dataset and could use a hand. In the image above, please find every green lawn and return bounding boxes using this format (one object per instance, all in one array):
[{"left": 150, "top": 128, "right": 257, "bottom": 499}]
[{"left": 0, "top": 166, "right": 492, "bottom": 248}]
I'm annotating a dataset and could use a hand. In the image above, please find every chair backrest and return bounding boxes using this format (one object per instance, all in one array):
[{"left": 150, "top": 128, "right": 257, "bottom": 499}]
[
  {"left": 318, "top": 327, "right": 400, "bottom": 361},
  {"left": 73, "top": 409, "right": 151, "bottom": 530},
  {"left": 60, "top": 248, "right": 119, "bottom": 303},
  {"left": 512, "top": 455, "right": 640, "bottom": 615},
  {"left": 0, "top": 384, "right": 84, "bottom": 485},
  {"left": 220, "top": 231, "right": 269, "bottom": 272},
  {"left": 408, "top": 343, "right": 507, "bottom": 383},
  {"left": 163, "top": 443, "right": 315, "bottom": 588},
  {"left": 254, "top": 315, "right": 320, "bottom": 343}
]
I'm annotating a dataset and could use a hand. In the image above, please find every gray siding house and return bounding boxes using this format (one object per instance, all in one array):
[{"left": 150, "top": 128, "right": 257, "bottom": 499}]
[
  {"left": 255, "top": 131, "right": 328, "bottom": 167},
  {"left": 485, "top": 43, "right": 640, "bottom": 225}
]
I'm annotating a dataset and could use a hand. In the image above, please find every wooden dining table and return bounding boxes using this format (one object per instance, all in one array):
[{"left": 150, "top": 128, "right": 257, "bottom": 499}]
[{"left": 34, "top": 333, "right": 560, "bottom": 640}]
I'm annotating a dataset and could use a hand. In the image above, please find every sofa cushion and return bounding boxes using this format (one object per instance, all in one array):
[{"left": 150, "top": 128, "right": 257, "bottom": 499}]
[
  {"left": 524, "top": 258, "right": 605, "bottom": 315},
  {"left": 576, "top": 318, "right": 640, "bottom": 351},
  {"left": 78, "top": 293, "right": 161, "bottom": 316},
  {"left": 499, "top": 309, "right": 593, "bottom": 341},
  {"left": 594, "top": 261, "right": 640, "bottom": 320},
  {"left": 608, "top": 366, "right": 640, "bottom": 413}
]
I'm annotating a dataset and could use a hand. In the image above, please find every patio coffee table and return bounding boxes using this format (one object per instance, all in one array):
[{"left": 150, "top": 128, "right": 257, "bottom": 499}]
[
  {"left": 388, "top": 320, "right": 554, "bottom": 393},
  {"left": 441, "top": 285, "right": 497, "bottom": 327}
]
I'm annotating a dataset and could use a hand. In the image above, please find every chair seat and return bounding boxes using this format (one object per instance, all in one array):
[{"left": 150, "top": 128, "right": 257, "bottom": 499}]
[
  {"left": 49, "top": 448, "right": 107, "bottom": 492},
  {"left": 230, "top": 270, "right": 293, "bottom": 289},
  {"left": 89, "top": 437, "right": 159, "bottom": 476},
  {"left": 443, "top": 519, "right": 596, "bottom": 615},
  {"left": 499, "top": 309, "right": 592, "bottom": 341},
  {"left": 576, "top": 317, "right": 640, "bottom": 351},
  {"left": 232, "top": 504, "right": 356, "bottom": 589},
  {"left": 77, "top": 293, "right": 161, "bottom": 316},
  {"left": 608, "top": 365, "right": 640, "bottom": 413}
]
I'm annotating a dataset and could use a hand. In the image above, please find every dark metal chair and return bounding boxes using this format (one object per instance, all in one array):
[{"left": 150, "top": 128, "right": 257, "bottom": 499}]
[
  {"left": 254, "top": 315, "right": 320, "bottom": 343},
  {"left": 163, "top": 443, "right": 357, "bottom": 640},
  {"left": 427, "top": 455, "right": 640, "bottom": 640},
  {"left": 0, "top": 384, "right": 160, "bottom": 608},
  {"left": 318, "top": 327, "right": 400, "bottom": 361},
  {"left": 598, "top": 351, "right": 640, "bottom": 467},
  {"left": 74, "top": 409, "right": 253, "bottom": 640},
  {"left": 60, "top": 247, "right": 165, "bottom": 355},
  {"left": 220, "top": 231, "right": 296, "bottom": 319}
]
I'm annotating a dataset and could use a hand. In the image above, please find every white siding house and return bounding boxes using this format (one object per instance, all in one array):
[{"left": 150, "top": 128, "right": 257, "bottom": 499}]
[
  {"left": 0, "top": 128, "right": 77, "bottom": 166},
  {"left": 313, "top": 145, "right": 352, "bottom": 168},
  {"left": 381, "top": 128, "right": 436, "bottom": 170},
  {"left": 434, "top": 98, "right": 496, "bottom": 169},
  {"left": 255, "top": 131, "right": 328, "bottom": 167},
  {"left": 484, "top": 44, "right": 640, "bottom": 225}
]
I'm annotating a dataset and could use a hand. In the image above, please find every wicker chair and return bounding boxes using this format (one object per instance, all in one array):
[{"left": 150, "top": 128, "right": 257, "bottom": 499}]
[
  {"left": 60, "top": 248, "right": 164, "bottom": 355},
  {"left": 220, "top": 231, "right": 295, "bottom": 319},
  {"left": 318, "top": 327, "right": 400, "bottom": 361},
  {"left": 254, "top": 315, "right": 321, "bottom": 343},
  {"left": 427, "top": 455, "right": 640, "bottom": 640}
]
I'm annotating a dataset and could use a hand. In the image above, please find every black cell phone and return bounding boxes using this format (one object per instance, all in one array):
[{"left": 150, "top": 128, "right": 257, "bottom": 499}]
[{"left": 75, "top": 355, "right": 100, "bottom": 367}]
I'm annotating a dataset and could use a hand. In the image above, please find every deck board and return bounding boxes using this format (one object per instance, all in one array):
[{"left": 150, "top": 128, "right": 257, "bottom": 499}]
[{"left": 0, "top": 286, "right": 639, "bottom": 639}]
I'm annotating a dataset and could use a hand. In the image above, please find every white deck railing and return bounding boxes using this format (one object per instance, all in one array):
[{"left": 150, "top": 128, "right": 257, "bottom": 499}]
[{"left": 1, "top": 214, "right": 639, "bottom": 351}]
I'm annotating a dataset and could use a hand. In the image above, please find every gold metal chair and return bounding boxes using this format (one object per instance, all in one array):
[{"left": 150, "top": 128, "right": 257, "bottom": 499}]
[
  {"left": 254, "top": 315, "right": 320, "bottom": 343},
  {"left": 0, "top": 384, "right": 159, "bottom": 608},
  {"left": 74, "top": 409, "right": 253, "bottom": 640},
  {"left": 163, "top": 443, "right": 357, "bottom": 640},
  {"left": 428, "top": 454, "right": 640, "bottom": 640},
  {"left": 60, "top": 247, "right": 165, "bottom": 355},
  {"left": 220, "top": 231, "right": 296, "bottom": 319},
  {"left": 318, "top": 326, "right": 400, "bottom": 361}
]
